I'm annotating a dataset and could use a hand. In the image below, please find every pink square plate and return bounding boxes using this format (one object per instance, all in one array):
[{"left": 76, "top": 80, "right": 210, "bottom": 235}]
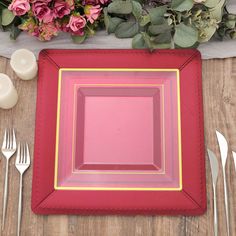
[{"left": 55, "top": 69, "right": 181, "bottom": 190}]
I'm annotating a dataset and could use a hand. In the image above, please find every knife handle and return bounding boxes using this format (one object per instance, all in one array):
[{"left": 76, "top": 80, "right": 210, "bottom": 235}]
[
  {"left": 223, "top": 170, "right": 230, "bottom": 236},
  {"left": 213, "top": 184, "right": 218, "bottom": 236}
]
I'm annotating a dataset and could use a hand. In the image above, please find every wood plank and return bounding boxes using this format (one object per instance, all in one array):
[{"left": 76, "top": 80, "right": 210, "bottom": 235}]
[{"left": 0, "top": 56, "right": 236, "bottom": 236}]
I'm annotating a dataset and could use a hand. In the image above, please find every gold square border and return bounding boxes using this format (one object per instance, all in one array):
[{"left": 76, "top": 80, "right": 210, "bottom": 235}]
[
  {"left": 71, "top": 84, "right": 165, "bottom": 175},
  {"left": 54, "top": 68, "right": 182, "bottom": 191}
]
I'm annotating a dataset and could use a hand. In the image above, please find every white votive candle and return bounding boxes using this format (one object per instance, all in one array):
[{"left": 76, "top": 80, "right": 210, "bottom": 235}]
[
  {"left": 0, "top": 73, "right": 18, "bottom": 109},
  {"left": 10, "top": 49, "right": 38, "bottom": 80}
]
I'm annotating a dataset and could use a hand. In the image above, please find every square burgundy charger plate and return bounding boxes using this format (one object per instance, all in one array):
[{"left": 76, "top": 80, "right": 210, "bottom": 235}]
[{"left": 32, "top": 49, "right": 206, "bottom": 215}]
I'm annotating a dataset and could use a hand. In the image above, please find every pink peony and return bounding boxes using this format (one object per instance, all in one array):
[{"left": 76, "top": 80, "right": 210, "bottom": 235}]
[
  {"left": 33, "top": 23, "right": 58, "bottom": 40},
  {"left": 65, "top": 0, "right": 74, "bottom": 10},
  {"left": 54, "top": 0, "right": 72, "bottom": 18},
  {"left": 8, "top": 0, "right": 30, "bottom": 16},
  {"left": 32, "top": 1, "right": 54, "bottom": 23},
  {"left": 84, "top": 5, "right": 101, "bottom": 24},
  {"left": 19, "top": 18, "right": 58, "bottom": 40},
  {"left": 66, "top": 15, "right": 86, "bottom": 35},
  {"left": 37, "top": 22, "right": 58, "bottom": 40}
]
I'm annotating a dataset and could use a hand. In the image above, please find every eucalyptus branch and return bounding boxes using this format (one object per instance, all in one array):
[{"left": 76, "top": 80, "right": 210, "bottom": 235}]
[{"left": 104, "top": 0, "right": 236, "bottom": 49}]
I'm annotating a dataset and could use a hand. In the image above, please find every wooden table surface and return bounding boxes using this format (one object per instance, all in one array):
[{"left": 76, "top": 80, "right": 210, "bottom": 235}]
[{"left": 0, "top": 56, "right": 236, "bottom": 236}]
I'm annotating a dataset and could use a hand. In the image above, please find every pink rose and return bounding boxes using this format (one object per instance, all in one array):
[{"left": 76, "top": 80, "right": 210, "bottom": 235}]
[
  {"left": 67, "top": 15, "right": 86, "bottom": 35},
  {"left": 30, "top": 0, "right": 51, "bottom": 2},
  {"left": 32, "top": 1, "right": 54, "bottom": 23},
  {"left": 8, "top": 0, "right": 30, "bottom": 16},
  {"left": 84, "top": 5, "right": 101, "bottom": 24},
  {"left": 54, "top": 0, "right": 71, "bottom": 18},
  {"left": 83, "top": 0, "right": 109, "bottom": 5},
  {"left": 99, "top": 0, "right": 109, "bottom": 4}
]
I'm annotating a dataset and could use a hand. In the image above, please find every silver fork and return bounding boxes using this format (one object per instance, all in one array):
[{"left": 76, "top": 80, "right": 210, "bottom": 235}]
[
  {"left": 1, "top": 128, "right": 17, "bottom": 230},
  {"left": 15, "top": 143, "right": 30, "bottom": 236}
]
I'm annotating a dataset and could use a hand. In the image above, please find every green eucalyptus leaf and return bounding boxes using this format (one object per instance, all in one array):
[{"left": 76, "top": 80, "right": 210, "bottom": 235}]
[
  {"left": 154, "top": 31, "right": 172, "bottom": 43},
  {"left": 209, "top": 0, "right": 224, "bottom": 21},
  {"left": 198, "top": 25, "right": 217, "bottom": 42},
  {"left": 203, "top": 0, "right": 221, "bottom": 8},
  {"left": 72, "top": 34, "right": 87, "bottom": 44},
  {"left": 230, "top": 31, "right": 236, "bottom": 39},
  {"left": 228, "top": 14, "right": 236, "bottom": 21},
  {"left": 225, "top": 20, "right": 236, "bottom": 29},
  {"left": 132, "top": 1, "right": 142, "bottom": 21},
  {"left": 107, "top": 17, "right": 124, "bottom": 33},
  {"left": 149, "top": 6, "right": 167, "bottom": 24},
  {"left": 139, "top": 14, "right": 150, "bottom": 26},
  {"left": 104, "top": 9, "right": 124, "bottom": 33},
  {"left": 141, "top": 32, "right": 154, "bottom": 50},
  {"left": 132, "top": 0, "right": 143, "bottom": 3},
  {"left": 175, "top": 41, "right": 199, "bottom": 49},
  {"left": 148, "top": 23, "right": 172, "bottom": 35},
  {"left": 152, "top": 42, "right": 171, "bottom": 49},
  {"left": 174, "top": 23, "right": 198, "bottom": 47},
  {"left": 2, "top": 8, "right": 15, "bottom": 26},
  {"left": 210, "top": 7, "right": 223, "bottom": 21},
  {"left": 171, "top": 0, "right": 193, "bottom": 12},
  {"left": 132, "top": 33, "right": 147, "bottom": 48},
  {"left": 108, "top": 0, "right": 133, "bottom": 14},
  {"left": 141, "top": 32, "right": 171, "bottom": 50},
  {"left": 115, "top": 21, "right": 139, "bottom": 38}
]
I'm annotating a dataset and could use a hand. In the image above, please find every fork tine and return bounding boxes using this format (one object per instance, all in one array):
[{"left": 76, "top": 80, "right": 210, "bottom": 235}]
[
  {"left": 7, "top": 129, "right": 10, "bottom": 149},
  {"left": 9, "top": 129, "right": 13, "bottom": 149},
  {"left": 12, "top": 129, "right": 16, "bottom": 150},
  {"left": 23, "top": 143, "right": 27, "bottom": 164},
  {"left": 16, "top": 142, "right": 21, "bottom": 165},
  {"left": 26, "top": 143, "right": 30, "bottom": 165},
  {"left": 2, "top": 129, "right": 7, "bottom": 149},
  {"left": 20, "top": 143, "right": 24, "bottom": 164}
]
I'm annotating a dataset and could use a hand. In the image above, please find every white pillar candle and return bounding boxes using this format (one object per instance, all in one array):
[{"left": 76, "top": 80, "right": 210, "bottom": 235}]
[
  {"left": 10, "top": 49, "right": 38, "bottom": 80},
  {"left": 0, "top": 73, "right": 18, "bottom": 109}
]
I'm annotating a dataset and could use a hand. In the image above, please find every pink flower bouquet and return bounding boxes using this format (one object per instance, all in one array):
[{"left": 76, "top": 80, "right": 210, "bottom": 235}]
[
  {"left": 1, "top": 0, "right": 235, "bottom": 49},
  {"left": 6, "top": 0, "right": 109, "bottom": 42}
]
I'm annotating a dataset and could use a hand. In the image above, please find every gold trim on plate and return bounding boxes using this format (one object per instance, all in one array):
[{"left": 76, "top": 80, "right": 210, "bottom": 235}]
[{"left": 54, "top": 68, "right": 182, "bottom": 191}]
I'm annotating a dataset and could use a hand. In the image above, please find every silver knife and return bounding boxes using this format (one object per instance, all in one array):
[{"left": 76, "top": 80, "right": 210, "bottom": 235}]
[
  {"left": 207, "top": 149, "right": 219, "bottom": 236},
  {"left": 216, "top": 130, "right": 229, "bottom": 236},
  {"left": 233, "top": 151, "right": 236, "bottom": 173}
]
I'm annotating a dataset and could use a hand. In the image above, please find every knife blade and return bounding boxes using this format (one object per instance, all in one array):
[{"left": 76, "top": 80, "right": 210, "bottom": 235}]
[
  {"left": 216, "top": 130, "right": 228, "bottom": 168},
  {"left": 216, "top": 130, "right": 229, "bottom": 236},
  {"left": 233, "top": 151, "right": 236, "bottom": 173},
  {"left": 207, "top": 148, "right": 219, "bottom": 236},
  {"left": 208, "top": 148, "right": 219, "bottom": 185}
]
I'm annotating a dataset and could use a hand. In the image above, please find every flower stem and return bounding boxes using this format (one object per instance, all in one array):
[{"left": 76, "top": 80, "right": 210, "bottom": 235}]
[
  {"left": 0, "top": 2, "right": 8, "bottom": 8},
  {"left": 0, "top": 0, "right": 9, "bottom": 7}
]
